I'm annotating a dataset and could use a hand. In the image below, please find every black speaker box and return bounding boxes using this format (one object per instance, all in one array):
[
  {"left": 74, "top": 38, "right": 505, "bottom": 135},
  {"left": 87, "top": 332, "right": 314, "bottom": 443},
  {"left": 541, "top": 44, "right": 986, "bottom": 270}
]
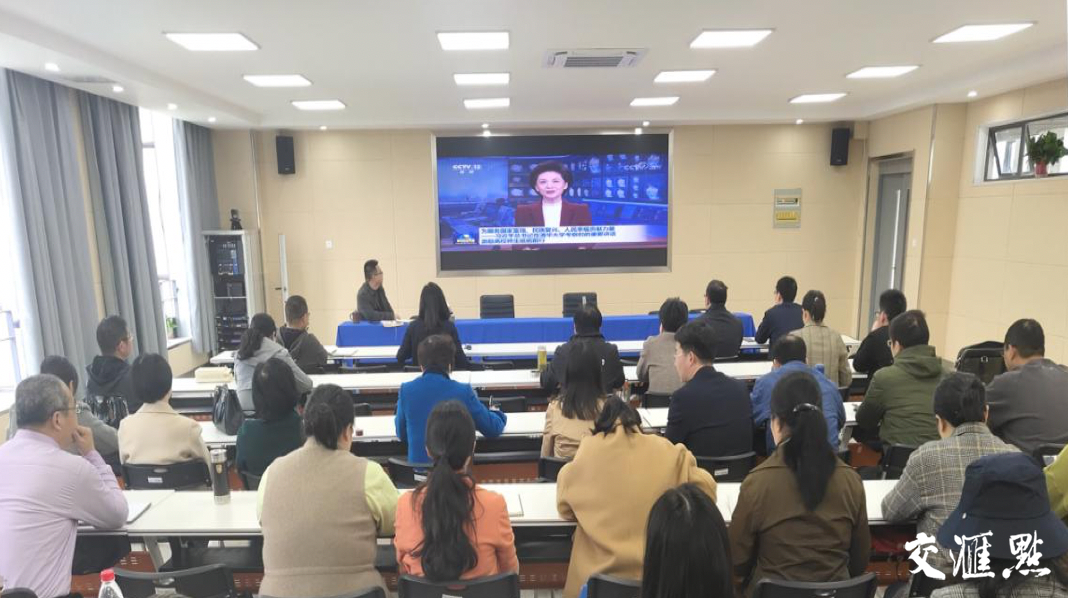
[
  {"left": 830, "top": 127, "right": 850, "bottom": 166},
  {"left": 276, "top": 135, "right": 295, "bottom": 175}
]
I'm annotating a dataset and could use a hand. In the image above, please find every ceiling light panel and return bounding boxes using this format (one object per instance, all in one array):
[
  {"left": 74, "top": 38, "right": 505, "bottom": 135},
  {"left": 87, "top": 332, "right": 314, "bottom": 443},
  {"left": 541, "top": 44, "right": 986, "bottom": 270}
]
[{"left": 165, "top": 32, "right": 259, "bottom": 51}]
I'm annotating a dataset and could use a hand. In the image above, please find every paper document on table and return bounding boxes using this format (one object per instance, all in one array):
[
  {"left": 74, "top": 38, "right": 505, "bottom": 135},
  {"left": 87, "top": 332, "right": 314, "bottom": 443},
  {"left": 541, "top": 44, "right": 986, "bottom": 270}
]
[
  {"left": 381, "top": 320, "right": 406, "bottom": 328},
  {"left": 126, "top": 501, "right": 150, "bottom": 523},
  {"left": 332, "top": 347, "right": 358, "bottom": 357},
  {"left": 500, "top": 490, "right": 524, "bottom": 517}
]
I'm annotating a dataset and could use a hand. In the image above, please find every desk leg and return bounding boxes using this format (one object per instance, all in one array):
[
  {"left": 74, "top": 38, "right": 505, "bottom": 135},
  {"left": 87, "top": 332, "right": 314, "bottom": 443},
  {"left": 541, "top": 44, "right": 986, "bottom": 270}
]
[{"left": 144, "top": 537, "right": 164, "bottom": 570}]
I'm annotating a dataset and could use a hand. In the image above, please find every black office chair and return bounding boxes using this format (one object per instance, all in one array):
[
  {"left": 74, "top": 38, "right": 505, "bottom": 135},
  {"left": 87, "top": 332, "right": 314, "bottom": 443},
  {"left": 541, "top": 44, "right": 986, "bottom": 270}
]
[
  {"left": 696, "top": 452, "right": 757, "bottom": 482},
  {"left": 354, "top": 402, "right": 374, "bottom": 416},
  {"left": 480, "top": 360, "right": 516, "bottom": 371},
  {"left": 752, "top": 573, "right": 878, "bottom": 598},
  {"left": 480, "top": 294, "right": 515, "bottom": 319},
  {"left": 954, "top": 341, "right": 1006, "bottom": 384},
  {"left": 387, "top": 457, "right": 424, "bottom": 489},
  {"left": 587, "top": 573, "right": 641, "bottom": 598},
  {"left": 880, "top": 444, "right": 918, "bottom": 480},
  {"left": 398, "top": 572, "right": 519, "bottom": 598},
  {"left": 339, "top": 364, "right": 389, "bottom": 374},
  {"left": 562, "top": 292, "right": 597, "bottom": 317},
  {"left": 642, "top": 393, "right": 671, "bottom": 408},
  {"left": 620, "top": 359, "right": 638, "bottom": 366},
  {"left": 122, "top": 461, "right": 211, "bottom": 490},
  {"left": 1034, "top": 443, "right": 1065, "bottom": 467},
  {"left": 403, "top": 365, "right": 422, "bottom": 372},
  {"left": 1, "top": 588, "right": 37, "bottom": 598},
  {"left": 480, "top": 396, "right": 527, "bottom": 413},
  {"left": 114, "top": 564, "right": 237, "bottom": 598},
  {"left": 838, "top": 386, "right": 850, "bottom": 403},
  {"left": 538, "top": 456, "right": 570, "bottom": 482}
]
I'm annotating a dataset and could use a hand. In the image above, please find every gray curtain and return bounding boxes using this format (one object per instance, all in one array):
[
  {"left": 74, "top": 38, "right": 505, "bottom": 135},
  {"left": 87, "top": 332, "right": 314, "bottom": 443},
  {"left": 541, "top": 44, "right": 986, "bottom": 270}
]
[
  {"left": 173, "top": 120, "right": 220, "bottom": 354},
  {"left": 0, "top": 69, "right": 101, "bottom": 375},
  {"left": 77, "top": 91, "right": 167, "bottom": 356}
]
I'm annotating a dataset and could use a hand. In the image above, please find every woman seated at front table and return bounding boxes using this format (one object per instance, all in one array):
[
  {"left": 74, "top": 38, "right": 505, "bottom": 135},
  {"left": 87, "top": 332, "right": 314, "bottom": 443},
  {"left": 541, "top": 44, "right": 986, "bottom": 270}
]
[
  {"left": 729, "top": 371, "right": 870, "bottom": 597},
  {"left": 235, "top": 313, "right": 313, "bottom": 412},
  {"left": 542, "top": 342, "right": 606, "bottom": 459},
  {"left": 397, "top": 282, "right": 472, "bottom": 370},
  {"left": 257, "top": 384, "right": 399, "bottom": 598},
  {"left": 394, "top": 401, "right": 519, "bottom": 580},
  {"left": 118, "top": 353, "right": 210, "bottom": 467},
  {"left": 235, "top": 358, "right": 305, "bottom": 479},
  {"left": 557, "top": 397, "right": 716, "bottom": 598}
]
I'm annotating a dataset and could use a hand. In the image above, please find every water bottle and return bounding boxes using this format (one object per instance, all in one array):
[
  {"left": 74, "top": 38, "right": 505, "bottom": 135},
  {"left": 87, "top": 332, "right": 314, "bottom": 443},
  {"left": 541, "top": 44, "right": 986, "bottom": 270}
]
[
  {"left": 210, "top": 448, "right": 231, "bottom": 504},
  {"left": 98, "top": 569, "right": 124, "bottom": 598},
  {"left": 537, "top": 346, "right": 547, "bottom": 373}
]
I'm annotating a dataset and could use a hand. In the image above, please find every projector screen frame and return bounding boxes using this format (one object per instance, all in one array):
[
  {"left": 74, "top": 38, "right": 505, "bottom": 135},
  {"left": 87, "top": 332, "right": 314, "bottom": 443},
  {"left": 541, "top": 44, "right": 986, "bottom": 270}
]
[{"left": 431, "top": 129, "right": 674, "bottom": 277}]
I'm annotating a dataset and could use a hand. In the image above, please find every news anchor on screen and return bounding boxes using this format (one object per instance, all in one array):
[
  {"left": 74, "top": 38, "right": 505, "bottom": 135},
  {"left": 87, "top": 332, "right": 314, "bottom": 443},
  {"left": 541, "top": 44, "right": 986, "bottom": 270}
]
[{"left": 515, "top": 161, "right": 592, "bottom": 227}]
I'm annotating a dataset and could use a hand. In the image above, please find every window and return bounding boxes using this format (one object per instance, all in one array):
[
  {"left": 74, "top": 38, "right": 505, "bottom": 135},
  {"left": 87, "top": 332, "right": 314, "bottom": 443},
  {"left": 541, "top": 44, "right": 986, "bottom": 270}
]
[
  {"left": 139, "top": 108, "right": 190, "bottom": 340},
  {"left": 0, "top": 124, "right": 27, "bottom": 391},
  {"left": 984, "top": 111, "right": 1068, "bottom": 181}
]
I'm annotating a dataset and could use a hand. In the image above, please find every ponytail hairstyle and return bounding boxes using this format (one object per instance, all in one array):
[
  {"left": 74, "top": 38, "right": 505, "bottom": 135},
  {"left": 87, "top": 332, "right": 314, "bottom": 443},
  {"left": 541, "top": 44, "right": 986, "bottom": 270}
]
[
  {"left": 933, "top": 372, "right": 987, "bottom": 427},
  {"left": 801, "top": 290, "right": 827, "bottom": 323},
  {"left": 302, "top": 384, "right": 354, "bottom": 450},
  {"left": 237, "top": 313, "right": 277, "bottom": 360},
  {"left": 769, "top": 371, "right": 836, "bottom": 511},
  {"left": 592, "top": 396, "right": 642, "bottom": 436},
  {"left": 412, "top": 401, "right": 478, "bottom": 581},
  {"left": 641, "top": 484, "right": 733, "bottom": 598}
]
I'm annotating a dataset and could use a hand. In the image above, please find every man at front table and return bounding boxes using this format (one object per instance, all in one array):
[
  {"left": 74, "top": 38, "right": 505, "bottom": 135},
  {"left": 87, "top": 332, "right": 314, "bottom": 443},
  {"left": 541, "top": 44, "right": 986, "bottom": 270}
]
[
  {"left": 356, "top": 259, "right": 395, "bottom": 322},
  {"left": 0, "top": 374, "right": 128, "bottom": 598}
]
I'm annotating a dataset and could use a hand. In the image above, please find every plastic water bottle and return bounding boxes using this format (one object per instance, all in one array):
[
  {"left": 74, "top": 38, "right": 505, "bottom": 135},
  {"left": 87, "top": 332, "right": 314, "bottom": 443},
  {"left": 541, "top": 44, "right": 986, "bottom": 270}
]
[
  {"left": 537, "top": 346, "right": 547, "bottom": 373},
  {"left": 98, "top": 569, "right": 124, "bottom": 598}
]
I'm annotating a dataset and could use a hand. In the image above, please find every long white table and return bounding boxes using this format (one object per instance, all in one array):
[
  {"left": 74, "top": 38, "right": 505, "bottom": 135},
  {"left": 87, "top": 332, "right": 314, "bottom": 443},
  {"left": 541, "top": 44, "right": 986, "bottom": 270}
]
[
  {"left": 209, "top": 336, "right": 862, "bottom": 366},
  {"left": 176, "top": 361, "right": 865, "bottom": 402},
  {"left": 199, "top": 404, "right": 862, "bottom": 449},
  {"left": 89, "top": 479, "right": 899, "bottom": 542}
]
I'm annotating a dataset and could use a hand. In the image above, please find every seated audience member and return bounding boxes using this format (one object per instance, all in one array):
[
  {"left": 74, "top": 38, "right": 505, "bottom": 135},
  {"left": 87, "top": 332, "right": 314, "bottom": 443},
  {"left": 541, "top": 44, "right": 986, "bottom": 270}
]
[
  {"left": 853, "top": 289, "right": 907, "bottom": 377},
  {"left": 396, "top": 335, "right": 506, "bottom": 465},
  {"left": 542, "top": 342, "right": 607, "bottom": 459},
  {"left": 792, "top": 290, "right": 852, "bottom": 388},
  {"left": 86, "top": 315, "right": 140, "bottom": 414},
  {"left": 730, "top": 372, "right": 870, "bottom": 597},
  {"left": 395, "top": 401, "right": 519, "bottom": 580},
  {"left": 8, "top": 356, "right": 119, "bottom": 462},
  {"left": 235, "top": 313, "right": 313, "bottom": 412},
  {"left": 258, "top": 385, "right": 399, "bottom": 597},
  {"left": 932, "top": 453, "right": 1068, "bottom": 598},
  {"left": 1046, "top": 444, "right": 1068, "bottom": 523},
  {"left": 557, "top": 397, "right": 716, "bottom": 598},
  {"left": 882, "top": 373, "right": 1016, "bottom": 585},
  {"left": 855, "top": 310, "right": 945, "bottom": 447},
  {"left": 0, "top": 375, "right": 127, "bottom": 598},
  {"left": 640, "top": 483, "right": 733, "bottom": 598},
  {"left": 118, "top": 354, "right": 210, "bottom": 466},
  {"left": 701, "top": 279, "right": 744, "bottom": 358},
  {"left": 666, "top": 320, "right": 752, "bottom": 457},
  {"left": 985, "top": 319, "right": 1068, "bottom": 454},
  {"left": 397, "top": 282, "right": 472, "bottom": 370},
  {"left": 236, "top": 358, "right": 305, "bottom": 478},
  {"left": 751, "top": 335, "right": 845, "bottom": 452},
  {"left": 279, "top": 295, "right": 329, "bottom": 374},
  {"left": 754, "top": 276, "right": 805, "bottom": 348},
  {"left": 637, "top": 297, "right": 688, "bottom": 395},
  {"left": 541, "top": 305, "right": 625, "bottom": 394},
  {"left": 356, "top": 258, "right": 395, "bottom": 321}
]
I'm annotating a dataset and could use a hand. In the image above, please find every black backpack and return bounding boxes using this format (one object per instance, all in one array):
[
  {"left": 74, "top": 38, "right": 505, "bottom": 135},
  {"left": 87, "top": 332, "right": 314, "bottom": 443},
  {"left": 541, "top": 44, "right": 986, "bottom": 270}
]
[
  {"left": 85, "top": 394, "right": 130, "bottom": 429},
  {"left": 212, "top": 385, "right": 246, "bottom": 435},
  {"left": 955, "top": 341, "right": 1006, "bottom": 385}
]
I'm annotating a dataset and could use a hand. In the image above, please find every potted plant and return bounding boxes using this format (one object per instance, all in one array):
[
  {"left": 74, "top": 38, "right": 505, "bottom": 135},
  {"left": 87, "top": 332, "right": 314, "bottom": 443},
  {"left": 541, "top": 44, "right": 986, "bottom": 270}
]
[
  {"left": 1025, "top": 131, "right": 1068, "bottom": 177},
  {"left": 165, "top": 317, "right": 178, "bottom": 339}
]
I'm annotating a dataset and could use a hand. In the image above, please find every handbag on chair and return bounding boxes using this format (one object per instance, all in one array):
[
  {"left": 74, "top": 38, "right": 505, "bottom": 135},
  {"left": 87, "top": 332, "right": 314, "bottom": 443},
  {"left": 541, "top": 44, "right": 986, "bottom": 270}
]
[{"left": 212, "top": 385, "right": 246, "bottom": 435}]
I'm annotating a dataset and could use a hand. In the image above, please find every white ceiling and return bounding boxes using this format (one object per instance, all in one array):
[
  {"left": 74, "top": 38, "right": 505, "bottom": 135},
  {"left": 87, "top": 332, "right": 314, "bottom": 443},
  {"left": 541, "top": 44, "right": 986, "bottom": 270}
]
[{"left": 0, "top": 0, "right": 1064, "bottom": 130}]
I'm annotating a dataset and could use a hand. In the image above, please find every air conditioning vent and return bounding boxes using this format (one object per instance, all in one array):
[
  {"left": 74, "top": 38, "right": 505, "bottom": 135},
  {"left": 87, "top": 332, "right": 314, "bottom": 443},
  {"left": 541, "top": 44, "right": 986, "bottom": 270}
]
[
  {"left": 59, "top": 75, "right": 116, "bottom": 85},
  {"left": 544, "top": 49, "right": 647, "bottom": 68}
]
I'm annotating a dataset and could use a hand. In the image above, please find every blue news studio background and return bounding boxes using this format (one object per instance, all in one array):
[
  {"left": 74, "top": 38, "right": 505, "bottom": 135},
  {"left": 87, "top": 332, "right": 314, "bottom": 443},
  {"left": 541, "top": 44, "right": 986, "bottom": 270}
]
[{"left": 438, "top": 153, "right": 668, "bottom": 246}]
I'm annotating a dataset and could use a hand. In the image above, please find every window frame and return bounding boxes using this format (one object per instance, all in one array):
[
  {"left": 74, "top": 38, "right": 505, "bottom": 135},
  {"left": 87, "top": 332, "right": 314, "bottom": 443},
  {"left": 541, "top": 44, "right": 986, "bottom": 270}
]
[{"left": 983, "top": 110, "right": 1068, "bottom": 182}]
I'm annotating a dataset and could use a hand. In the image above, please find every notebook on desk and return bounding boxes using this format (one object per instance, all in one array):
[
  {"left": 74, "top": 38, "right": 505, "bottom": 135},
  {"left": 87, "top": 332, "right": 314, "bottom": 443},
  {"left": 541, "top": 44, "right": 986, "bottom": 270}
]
[
  {"left": 500, "top": 491, "right": 524, "bottom": 517},
  {"left": 126, "top": 501, "right": 150, "bottom": 524}
]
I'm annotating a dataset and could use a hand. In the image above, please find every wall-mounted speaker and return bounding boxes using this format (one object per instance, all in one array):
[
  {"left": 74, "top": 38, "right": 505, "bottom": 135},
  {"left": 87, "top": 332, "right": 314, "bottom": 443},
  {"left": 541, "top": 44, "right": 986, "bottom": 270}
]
[
  {"left": 830, "top": 127, "right": 851, "bottom": 166},
  {"left": 276, "top": 135, "right": 295, "bottom": 175}
]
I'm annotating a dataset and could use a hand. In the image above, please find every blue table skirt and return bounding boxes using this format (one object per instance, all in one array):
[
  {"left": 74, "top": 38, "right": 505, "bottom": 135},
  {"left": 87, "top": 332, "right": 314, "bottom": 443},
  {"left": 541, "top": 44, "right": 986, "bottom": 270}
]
[{"left": 336, "top": 312, "right": 755, "bottom": 347}]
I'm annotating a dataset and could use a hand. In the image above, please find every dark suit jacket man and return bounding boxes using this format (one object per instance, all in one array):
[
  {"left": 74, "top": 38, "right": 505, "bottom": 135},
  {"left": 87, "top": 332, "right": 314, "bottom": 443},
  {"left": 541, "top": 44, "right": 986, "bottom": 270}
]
[
  {"left": 665, "top": 366, "right": 752, "bottom": 457},
  {"left": 515, "top": 200, "right": 592, "bottom": 227},
  {"left": 540, "top": 333, "right": 625, "bottom": 394},
  {"left": 701, "top": 305, "right": 744, "bottom": 358},
  {"left": 754, "top": 302, "right": 805, "bottom": 348}
]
